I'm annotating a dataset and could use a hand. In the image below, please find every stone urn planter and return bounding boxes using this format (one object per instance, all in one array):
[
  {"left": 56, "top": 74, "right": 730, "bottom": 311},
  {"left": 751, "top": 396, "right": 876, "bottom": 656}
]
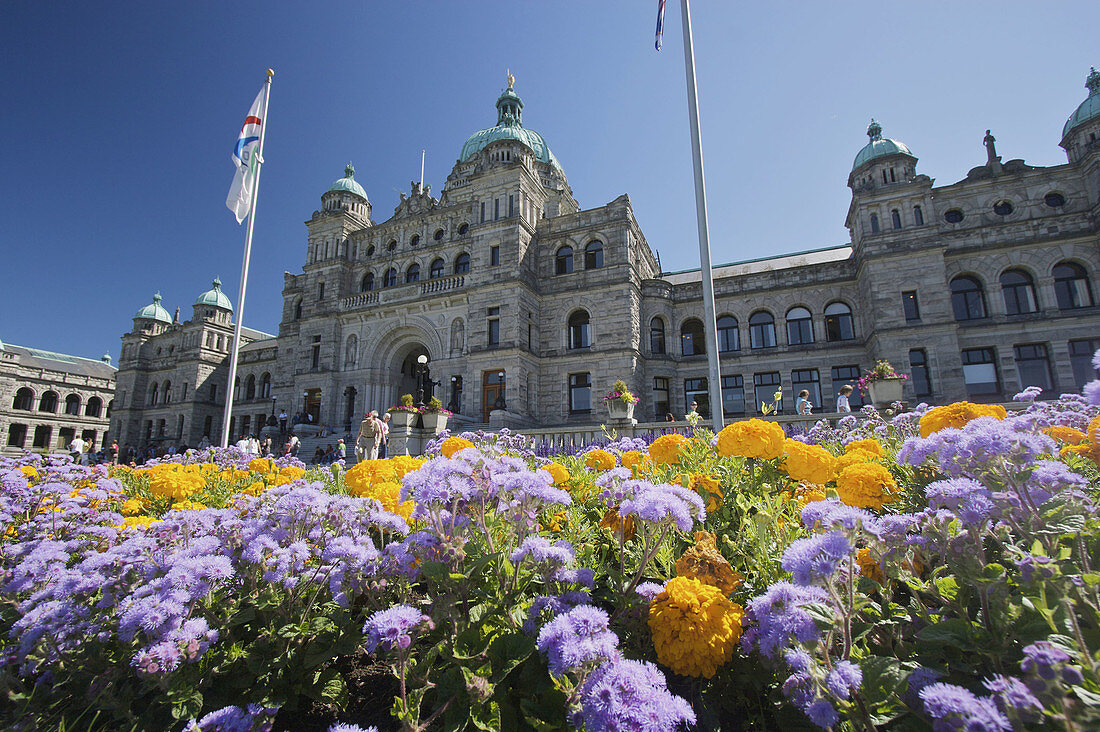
[
  {"left": 421, "top": 412, "right": 449, "bottom": 433},
  {"left": 606, "top": 400, "right": 636, "bottom": 421},
  {"left": 867, "top": 378, "right": 905, "bottom": 406},
  {"left": 391, "top": 411, "right": 417, "bottom": 429}
]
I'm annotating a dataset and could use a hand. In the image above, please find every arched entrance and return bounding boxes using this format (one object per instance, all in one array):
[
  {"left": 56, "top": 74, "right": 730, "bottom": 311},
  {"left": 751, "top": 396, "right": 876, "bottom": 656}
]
[{"left": 391, "top": 343, "right": 431, "bottom": 406}]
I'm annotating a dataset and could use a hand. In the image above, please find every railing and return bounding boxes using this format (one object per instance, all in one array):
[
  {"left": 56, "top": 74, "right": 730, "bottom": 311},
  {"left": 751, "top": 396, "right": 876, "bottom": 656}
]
[
  {"left": 421, "top": 275, "right": 464, "bottom": 295},
  {"left": 341, "top": 292, "right": 379, "bottom": 310},
  {"left": 341, "top": 276, "right": 466, "bottom": 311}
]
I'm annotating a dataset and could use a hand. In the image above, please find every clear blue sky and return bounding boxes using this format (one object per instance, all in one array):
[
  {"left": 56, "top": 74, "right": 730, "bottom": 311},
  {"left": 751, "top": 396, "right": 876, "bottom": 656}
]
[{"left": 2, "top": 1, "right": 1096, "bottom": 362}]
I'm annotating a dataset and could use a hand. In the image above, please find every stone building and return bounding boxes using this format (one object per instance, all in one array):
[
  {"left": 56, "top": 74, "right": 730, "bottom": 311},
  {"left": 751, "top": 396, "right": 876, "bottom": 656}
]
[
  {"left": 112, "top": 69, "right": 1100, "bottom": 447},
  {"left": 1, "top": 339, "right": 116, "bottom": 455}
]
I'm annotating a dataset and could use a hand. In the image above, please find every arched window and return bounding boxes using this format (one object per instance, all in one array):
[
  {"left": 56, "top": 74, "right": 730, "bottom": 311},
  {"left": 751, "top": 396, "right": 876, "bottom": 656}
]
[
  {"left": 434, "top": 228, "right": 445, "bottom": 241},
  {"left": 39, "top": 391, "right": 58, "bottom": 413},
  {"left": 1000, "top": 269, "right": 1038, "bottom": 315},
  {"left": 85, "top": 396, "right": 103, "bottom": 417},
  {"left": 786, "top": 307, "right": 814, "bottom": 345},
  {"left": 345, "top": 335, "right": 358, "bottom": 368},
  {"left": 650, "top": 317, "right": 666, "bottom": 354},
  {"left": 162, "top": 380, "right": 172, "bottom": 404},
  {"left": 584, "top": 241, "right": 604, "bottom": 269},
  {"left": 555, "top": 246, "right": 574, "bottom": 275},
  {"left": 13, "top": 387, "right": 33, "bottom": 411},
  {"left": 748, "top": 311, "right": 777, "bottom": 349},
  {"left": 387, "top": 239, "right": 397, "bottom": 251},
  {"left": 568, "top": 310, "right": 591, "bottom": 349},
  {"left": 824, "top": 302, "right": 855, "bottom": 341},
  {"left": 366, "top": 244, "right": 375, "bottom": 256},
  {"left": 294, "top": 299, "right": 303, "bottom": 320},
  {"left": 454, "top": 252, "right": 471, "bottom": 274},
  {"left": 383, "top": 268, "right": 398, "bottom": 287},
  {"left": 950, "top": 275, "right": 988, "bottom": 320},
  {"left": 410, "top": 234, "right": 420, "bottom": 248},
  {"left": 891, "top": 209, "right": 902, "bottom": 229},
  {"left": 1053, "top": 261, "right": 1094, "bottom": 309},
  {"left": 360, "top": 272, "right": 374, "bottom": 292},
  {"left": 149, "top": 382, "right": 159, "bottom": 406},
  {"left": 245, "top": 375, "right": 256, "bottom": 400},
  {"left": 406, "top": 264, "right": 420, "bottom": 283},
  {"left": 64, "top": 394, "right": 81, "bottom": 415},
  {"left": 681, "top": 318, "right": 705, "bottom": 356},
  {"left": 913, "top": 205, "right": 924, "bottom": 226},
  {"left": 457, "top": 223, "right": 469, "bottom": 236},
  {"left": 430, "top": 258, "right": 445, "bottom": 279},
  {"left": 717, "top": 315, "right": 739, "bottom": 352},
  {"left": 870, "top": 213, "right": 880, "bottom": 233},
  {"left": 260, "top": 373, "right": 271, "bottom": 398}
]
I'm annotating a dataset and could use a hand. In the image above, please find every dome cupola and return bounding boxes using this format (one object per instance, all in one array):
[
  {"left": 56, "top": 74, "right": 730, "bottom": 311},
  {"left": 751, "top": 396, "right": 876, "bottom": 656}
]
[
  {"left": 459, "top": 72, "right": 562, "bottom": 171},
  {"left": 133, "top": 293, "right": 172, "bottom": 324},
  {"left": 852, "top": 119, "right": 916, "bottom": 171},
  {"left": 1062, "top": 67, "right": 1100, "bottom": 148},
  {"left": 194, "top": 277, "right": 234, "bottom": 312},
  {"left": 327, "top": 162, "right": 369, "bottom": 201}
]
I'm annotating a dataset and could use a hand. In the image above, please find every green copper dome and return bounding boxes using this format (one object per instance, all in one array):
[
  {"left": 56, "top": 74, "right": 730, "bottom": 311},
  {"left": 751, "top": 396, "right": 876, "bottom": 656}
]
[
  {"left": 1063, "top": 67, "right": 1100, "bottom": 140},
  {"left": 134, "top": 293, "right": 172, "bottom": 323},
  {"left": 194, "top": 277, "right": 233, "bottom": 312},
  {"left": 852, "top": 119, "right": 915, "bottom": 171},
  {"left": 327, "top": 162, "right": 368, "bottom": 200},
  {"left": 459, "top": 77, "right": 562, "bottom": 171}
]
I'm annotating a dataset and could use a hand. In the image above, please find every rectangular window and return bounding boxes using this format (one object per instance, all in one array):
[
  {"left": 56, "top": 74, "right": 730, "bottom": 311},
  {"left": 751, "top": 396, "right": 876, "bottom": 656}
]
[
  {"left": 753, "top": 372, "right": 783, "bottom": 414},
  {"left": 490, "top": 246, "right": 500, "bottom": 266},
  {"left": 203, "top": 416, "right": 213, "bottom": 439},
  {"left": 508, "top": 194, "right": 515, "bottom": 217},
  {"left": 7, "top": 423, "right": 27, "bottom": 448},
  {"left": 909, "top": 349, "right": 933, "bottom": 397},
  {"left": 902, "top": 290, "right": 921, "bottom": 321},
  {"left": 318, "top": 282, "right": 325, "bottom": 300},
  {"left": 569, "top": 373, "right": 592, "bottom": 412},
  {"left": 210, "top": 383, "right": 217, "bottom": 402},
  {"left": 1014, "top": 343, "right": 1054, "bottom": 396},
  {"left": 831, "top": 365, "right": 863, "bottom": 410},
  {"left": 480, "top": 202, "right": 486, "bottom": 223},
  {"left": 311, "top": 335, "right": 321, "bottom": 369},
  {"left": 494, "top": 198, "right": 500, "bottom": 220},
  {"left": 240, "top": 415, "right": 251, "bottom": 436},
  {"left": 487, "top": 307, "right": 500, "bottom": 346},
  {"left": 791, "top": 369, "right": 822, "bottom": 413},
  {"left": 1070, "top": 339, "right": 1100, "bottom": 389},
  {"left": 721, "top": 375, "right": 745, "bottom": 416},
  {"left": 57, "top": 427, "right": 74, "bottom": 450},
  {"left": 962, "top": 347, "right": 1000, "bottom": 398},
  {"left": 181, "top": 383, "right": 188, "bottom": 400},
  {"left": 144, "top": 421, "right": 152, "bottom": 441},
  {"left": 684, "top": 377, "right": 710, "bottom": 418},
  {"left": 654, "top": 377, "right": 670, "bottom": 419}
]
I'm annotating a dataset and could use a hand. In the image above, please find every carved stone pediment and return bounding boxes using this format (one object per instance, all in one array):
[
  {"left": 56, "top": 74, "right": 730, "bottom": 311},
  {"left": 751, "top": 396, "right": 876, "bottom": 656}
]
[{"left": 393, "top": 183, "right": 439, "bottom": 218}]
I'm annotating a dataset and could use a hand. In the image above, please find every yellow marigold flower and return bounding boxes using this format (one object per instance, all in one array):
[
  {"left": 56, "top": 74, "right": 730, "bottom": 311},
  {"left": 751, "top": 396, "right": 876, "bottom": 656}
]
[
  {"left": 278, "top": 465, "right": 306, "bottom": 480},
  {"left": 788, "top": 483, "right": 827, "bottom": 510},
  {"left": 244, "top": 481, "right": 266, "bottom": 496},
  {"left": 541, "top": 462, "right": 570, "bottom": 485},
  {"left": 147, "top": 466, "right": 205, "bottom": 500},
  {"left": 1045, "top": 426, "right": 1087, "bottom": 445},
  {"left": 856, "top": 546, "right": 885, "bottom": 584},
  {"left": 248, "top": 458, "right": 275, "bottom": 473},
  {"left": 388, "top": 455, "right": 424, "bottom": 479},
  {"left": 781, "top": 440, "right": 836, "bottom": 485},
  {"left": 834, "top": 449, "right": 878, "bottom": 472},
  {"left": 836, "top": 462, "right": 897, "bottom": 510},
  {"left": 542, "top": 510, "right": 568, "bottom": 533},
  {"left": 620, "top": 450, "right": 647, "bottom": 469},
  {"left": 120, "top": 515, "right": 160, "bottom": 530},
  {"left": 845, "top": 439, "right": 883, "bottom": 456},
  {"left": 121, "top": 498, "right": 145, "bottom": 516},
  {"left": 349, "top": 479, "right": 413, "bottom": 521},
  {"left": 919, "top": 402, "right": 1007, "bottom": 437},
  {"left": 1062, "top": 442, "right": 1100, "bottom": 466},
  {"left": 675, "top": 531, "right": 742, "bottom": 595},
  {"left": 600, "top": 508, "right": 635, "bottom": 541},
  {"left": 441, "top": 436, "right": 475, "bottom": 458},
  {"left": 689, "top": 474, "right": 724, "bottom": 511},
  {"left": 1089, "top": 415, "right": 1100, "bottom": 445},
  {"left": 649, "top": 576, "right": 744, "bottom": 678},
  {"left": 584, "top": 449, "right": 616, "bottom": 471},
  {"left": 649, "top": 433, "right": 691, "bottom": 466},
  {"left": 19, "top": 466, "right": 39, "bottom": 482},
  {"left": 715, "top": 419, "right": 784, "bottom": 460},
  {"left": 171, "top": 500, "right": 207, "bottom": 511}
]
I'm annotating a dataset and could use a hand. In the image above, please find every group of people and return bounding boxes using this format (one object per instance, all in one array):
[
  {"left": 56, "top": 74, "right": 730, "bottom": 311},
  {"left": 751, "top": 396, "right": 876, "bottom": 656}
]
[
  {"left": 311, "top": 439, "right": 346, "bottom": 464},
  {"left": 355, "top": 410, "right": 391, "bottom": 462},
  {"left": 68, "top": 436, "right": 119, "bottom": 465},
  {"left": 796, "top": 385, "right": 855, "bottom": 415}
]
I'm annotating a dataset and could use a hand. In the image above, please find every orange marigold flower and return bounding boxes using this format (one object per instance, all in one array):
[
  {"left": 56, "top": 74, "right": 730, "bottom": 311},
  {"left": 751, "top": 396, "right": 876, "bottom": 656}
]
[
  {"left": 584, "top": 449, "right": 616, "bottom": 471},
  {"left": 1089, "top": 415, "right": 1100, "bottom": 445},
  {"left": 919, "top": 402, "right": 1007, "bottom": 437},
  {"left": 836, "top": 462, "right": 897, "bottom": 510},
  {"left": 441, "top": 436, "right": 475, "bottom": 458},
  {"left": 835, "top": 449, "right": 879, "bottom": 472},
  {"left": 248, "top": 457, "right": 276, "bottom": 473},
  {"left": 675, "top": 531, "right": 742, "bottom": 595},
  {"left": 856, "top": 546, "right": 885, "bottom": 584},
  {"left": 689, "top": 473, "right": 724, "bottom": 511},
  {"left": 649, "top": 433, "right": 692, "bottom": 465},
  {"left": 715, "top": 419, "right": 784, "bottom": 459},
  {"left": 621, "top": 450, "right": 650, "bottom": 470},
  {"left": 541, "top": 462, "right": 571, "bottom": 485},
  {"left": 845, "top": 439, "right": 883, "bottom": 456},
  {"left": 649, "top": 576, "right": 744, "bottom": 678},
  {"left": 1062, "top": 442, "right": 1100, "bottom": 466},
  {"left": 278, "top": 465, "right": 306, "bottom": 480},
  {"left": 781, "top": 439, "right": 836, "bottom": 485},
  {"left": 600, "top": 507, "right": 635, "bottom": 541},
  {"left": 1045, "top": 426, "right": 1088, "bottom": 445}
]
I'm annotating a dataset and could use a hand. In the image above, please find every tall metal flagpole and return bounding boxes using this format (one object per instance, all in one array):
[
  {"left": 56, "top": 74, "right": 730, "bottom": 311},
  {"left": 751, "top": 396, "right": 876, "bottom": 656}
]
[
  {"left": 679, "top": 0, "right": 724, "bottom": 432},
  {"left": 221, "top": 69, "right": 274, "bottom": 448}
]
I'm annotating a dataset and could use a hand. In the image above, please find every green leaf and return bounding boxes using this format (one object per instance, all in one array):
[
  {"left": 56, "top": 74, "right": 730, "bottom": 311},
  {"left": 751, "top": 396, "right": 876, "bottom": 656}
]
[
  {"left": 487, "top": 632, "right": 535, "bottom": 683},
  {"left": 934, "top": 576, "right": 958, "bottom": 601},
  {"left": 1082, "top": 573, "right": 1100, "bottom": 587},
  {"left": 859, "top": 656, "right": 916, "bottom": 706},
  {"left": 320, "top": 671, "right": 347, "bottom": 706},
  {"left": 916, "top": 618, "right": 973, "bottom": 646},
  {"left": 421, "top": 560, "right": 451, "bottom": 581}
]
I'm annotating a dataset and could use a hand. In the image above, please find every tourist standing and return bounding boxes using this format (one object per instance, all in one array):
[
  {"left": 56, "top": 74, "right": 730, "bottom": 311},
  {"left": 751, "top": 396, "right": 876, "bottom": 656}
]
[
  {"left": 836, "top": 385, "right": 853, "bottom": 413},
  {"left": 109, "top": 440, "right": 119, "bottom": 465},
  {"left": 379, "top": 413, "right": 391, "bottom": 458},
  {"left": 796, "top": 390, "right": 813, "bottom": 415},
  {"left": 356, "top": 410, "right": 381, "bottom": 461},
  {"left": 336, "top": 438, "right": 346, "bottom": 461},
  {"left": 278, "top": 410, "right": 288, "bottom": 433},
  {"left": 288, "top": 433, "right": 300, "bottom": 457},
  {"left": 68, "top": 435, "right": 85, "bottom": 462}
]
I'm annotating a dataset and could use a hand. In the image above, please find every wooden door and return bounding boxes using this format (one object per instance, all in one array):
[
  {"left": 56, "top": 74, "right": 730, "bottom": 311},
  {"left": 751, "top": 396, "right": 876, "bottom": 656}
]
[{"left": 482, "top": 370, "right": 505, "bottom": 422}]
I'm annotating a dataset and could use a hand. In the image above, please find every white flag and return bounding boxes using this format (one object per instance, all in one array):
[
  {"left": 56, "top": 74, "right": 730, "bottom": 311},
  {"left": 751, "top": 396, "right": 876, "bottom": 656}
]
[{"left": 226, "top": 87, "right": 265, "bottom": 224}]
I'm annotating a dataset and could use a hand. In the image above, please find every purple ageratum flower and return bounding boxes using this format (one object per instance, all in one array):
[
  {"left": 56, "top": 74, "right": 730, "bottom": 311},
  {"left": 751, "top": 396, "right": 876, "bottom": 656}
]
[
  {"left": 635, "top": 581, "right": 665, "bottom": 603},
  {"left": 510, "top": 536, "right": 575, "bottom": 569},
  {"left": 1030, "top": 460, "right": 1088, "bottom": 495},
  {"left": 825, "top": 660, "right": 862, "bottom": 701},
  {"left": 491, "top": 468, "right": 571, "bottom": 507},
  {"left": 782, "top": 532, "right": 853, "bottom": 586},
  {"left": 801, "top": 499, "right": 882, "bottom": 535},
  {"left": 554, "top": 567, "right": 595, "bottom": 588},
  {"left": 399, "top": 456, "right": 479, "bottom": 507},
  {"left": 919, "top": 682, "right": 1010, "bottom": 732},
  {"left": 617, "top": 480, "right": 705, "bottom": 532},
  {"left": 924, "top": 478, "right": 995, "bottom": 527},
  {"left": 1014, "top": 554, "right": 1056, "bottom": 583},
  {"left": 186, "top": 703, "right": 280, "bottom": 732},
  {"left": 784, "top": 648, "right": 813, "bottom": 673},
  {"left": 742, "top": 582, "right": 829, "bottom": 659},
  {"left": 536, "top": 604, "right": 619, "bottom": 676},
  {"left": 1085, "top": 380, "right": 1100, "bottom": 406},
  {"left": 362, "top": 604, "right": 428, "bottom": 654},
  {"left": 576, "top": 657, "right": 696, "bottom": 732},
  {"left": 1013, "top": 385, "right": 1044, "bottom": 402},
  {"left": 1020, "top": 641, "right": 1070, "bottom": 680},
  {"left": 328, "top": 726, "right": 379, "bottom": 732},
  {"left": 522, "top": 590, "right": 591, "bottom": 635},
  {"left": 804, "top": 699, "right": 839, "bottom": 729},
  {"left": 983, "top": 675, "right": 1044, "bottom": 722}
]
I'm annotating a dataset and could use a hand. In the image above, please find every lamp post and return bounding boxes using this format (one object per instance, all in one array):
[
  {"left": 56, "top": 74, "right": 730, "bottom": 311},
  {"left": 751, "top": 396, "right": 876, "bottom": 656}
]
[
  {"left": 494, "top": 371, "right": 506, "bottom": 410},
  {"left": 415, "top": 354, "right": 429, "bottom": 408}
]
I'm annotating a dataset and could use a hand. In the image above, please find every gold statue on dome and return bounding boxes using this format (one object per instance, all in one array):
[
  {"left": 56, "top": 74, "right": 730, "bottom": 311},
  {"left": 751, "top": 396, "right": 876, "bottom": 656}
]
[{"left": 507, "top": 69, "right": 515, "bottom": 90}]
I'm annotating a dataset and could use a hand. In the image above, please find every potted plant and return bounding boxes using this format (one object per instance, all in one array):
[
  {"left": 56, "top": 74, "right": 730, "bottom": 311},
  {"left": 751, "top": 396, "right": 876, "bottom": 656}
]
[
  {"left": 420, "top": 397, "right": 452, "bottom": 432},
  {"left": 390, "top": 394, "right": 418, "bottom": 428},
  {"left": 603, "top": 379, "right": 638, "bottom": 421},
  {"left": 857, "top": 360, "right": 909, "bottom": 407}
]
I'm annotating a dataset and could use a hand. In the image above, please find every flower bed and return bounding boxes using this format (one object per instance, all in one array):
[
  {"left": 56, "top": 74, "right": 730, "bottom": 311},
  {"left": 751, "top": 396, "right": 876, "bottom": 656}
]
[{"left": 2, "top": 365, "right": 1100, "bottom": 730}]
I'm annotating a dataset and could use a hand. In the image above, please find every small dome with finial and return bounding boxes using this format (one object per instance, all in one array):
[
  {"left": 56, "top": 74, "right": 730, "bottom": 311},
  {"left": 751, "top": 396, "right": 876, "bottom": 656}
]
[
  {"left": 459, "top": 74, "right": 562, "bottom": 171},
  {"left": 194, "top": 277, "right": 234, "bottom": 312},
  {"left": 327, "top": 162, "right": 369, "bottom": 200},
  {"left": 852, "top": 118, "right": 916, "bottom": 171},
  {"left": 134, "top": 292, "right": 172, "bottom": 323},
  {"left": 1062, "top": 66, "right": 1100, "bottom": 141}
]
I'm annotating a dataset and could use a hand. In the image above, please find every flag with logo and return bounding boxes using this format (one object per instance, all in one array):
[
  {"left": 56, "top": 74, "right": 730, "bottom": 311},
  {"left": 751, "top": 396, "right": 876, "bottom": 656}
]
[
  {"left": 226, "top": 86, "right": 265, "bottom": 224},
  {"left": 655, "top": 0, "right": 666, "bottom": 51}
]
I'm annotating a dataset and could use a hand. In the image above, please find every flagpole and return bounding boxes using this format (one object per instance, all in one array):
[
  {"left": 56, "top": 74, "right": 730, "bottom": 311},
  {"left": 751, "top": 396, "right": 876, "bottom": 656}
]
[
  {"left": 221, "top": 69, "right": 274, "bottom": 448},
  {"left": 679, "top": 0, "right": 724, "bottom": 433}
]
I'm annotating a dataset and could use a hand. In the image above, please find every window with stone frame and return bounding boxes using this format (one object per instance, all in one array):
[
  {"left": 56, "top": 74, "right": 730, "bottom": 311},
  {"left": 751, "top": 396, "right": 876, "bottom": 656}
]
[
  {"left": 1013, "top": 343, "right": 1054, "bottom": 396},
  {"left": 569, "top": 373, "right": 592, "bottom": 413},
  {"left": 406, "top": 264, "right": 420, "bottom": 283},
  {"left": 791, "top": 369, "right": 821, "bottom": 413},
  {"left": 961, "top": 347, "right": 1000, "bottom": 399},
  {"left": 584, "top": 241, "right": 604, "bottom": 269},
  {"left": 487, "top": 307, "right": 500, "bottom": 347},
  {"left": 455, "top": 252, "right": 471, "bottom": 274},
  {"left": 831, "top": 365, "right": 864, "bottom": 409},
  {"left": 568, "top": 310, "right": 591, "bottom": 349},
  {"left": 950, "top": 275, "right": 988, "bottom": 320},
  {"left": 824, "top": 302, "right": 854, "bottom": 341},
  {"left": 717, "top": 315, "right": 739, "bottom": 352},
  {"left": 749, "top": 311, "right": 777, "bottom": 349},
  {"left": 653, "top": 377, "right": 670, "bottom": 419},
  {"left": 1069, "top": 339, "right": 1100, "bottom": 389},
  {"left": 555, "top": 246, "right": 574, "bottom": 275},
  {"left": 650, "top": 317, "right": 666, "bottom": 355},
  {"left": 1000, "top": 269, "right": 1038, "bottom": 315},
  {"left": 902, "top": 291, "right": 920, "bottom": 322},
  {"left": 13, "top": 388, "right": 33, "bottom": 411},
  {"left": 1053, "top": 262, "right": 1094, "bottom": 309},
  {"left": 383, "top": 268, "right": 397, "bottom": 287},
  {"left": 721, "top": 374, "right": 745, "bottom": 416},
  {"left": 908, "top": 350, "right": 932, "bottom": 397},
  {"left": 753, "top": 372, "right": 782, "bottom": 414},
  {"left": 430, "top": 258, "right": 445, "bottom": 279},
  {"left": 684, "top": 377, "right": 709, "bottom": 418},
  {"left": 681, "top": 318, "right": 705, "bottom": 356}
]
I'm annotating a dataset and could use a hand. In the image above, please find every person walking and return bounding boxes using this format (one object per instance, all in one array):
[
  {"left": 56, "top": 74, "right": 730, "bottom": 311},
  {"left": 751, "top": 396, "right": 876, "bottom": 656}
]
[
  {"left": 336, "top": 438, "right": 346, "bottom": 462},
  {"left": 378, "top": 413, "right": 391, "bottom": 458},
  {"left": 109, "top": 440, "right": 119, "bottom": 465},
  {"left": 69, "top": 435, "right": 85, "bottom": 462},
  {"left": 288, "top": 432, "right": 300, "bottom": 458},
  {"left": 356, "top": 410, "right": 382, "bottom": 462},
  {"left": 836, "top": 385, "right": 853, "bottom": 413}
]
